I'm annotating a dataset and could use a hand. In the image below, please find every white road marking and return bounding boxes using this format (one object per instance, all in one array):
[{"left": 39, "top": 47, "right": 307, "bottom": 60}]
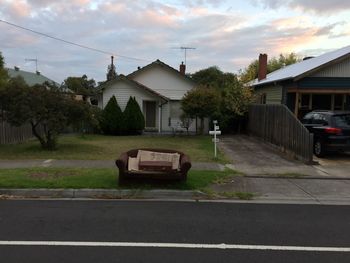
[{"left": 0, "top": 241, "right": 349, "bottom": 252}]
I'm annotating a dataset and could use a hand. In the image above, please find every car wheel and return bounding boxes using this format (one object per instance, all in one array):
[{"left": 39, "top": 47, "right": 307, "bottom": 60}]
[{"left": 314, "top": 140, "right": 326, "bottom": 157}]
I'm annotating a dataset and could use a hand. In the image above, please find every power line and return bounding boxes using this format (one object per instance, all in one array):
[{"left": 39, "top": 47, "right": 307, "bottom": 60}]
[{"left": 0, "top": 19, "right": 150, "bottom": 62}]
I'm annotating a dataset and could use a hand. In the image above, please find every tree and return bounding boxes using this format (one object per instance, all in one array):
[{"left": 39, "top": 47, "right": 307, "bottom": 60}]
[
  {"left": 181, "top": 85, "right": 220, "bottom": 134},
  {"left": 190, "top": 66, "right": 237, "bottom": 90},
  {"left": 100, "top": 96, "right": 124, "bottom": 135},
  {"left": 0, "top": 52, "right": 9, "bottom": 88},
  {"left": 218, "top": 81, "right": 255, "bottom": 133},
  {"left": 239, "top": 53, "right": 301, "bottom": 83},
  {"left": 189, "top": 66, "right": 252, "bottom": 133},
  {"left": 0, "top": 78, "right": 91, "bottom": 150},
  {"left": 106, "top": 56, "right": 117, "bottom": 81},
  {"left": 62, "top": 74, "right": 96, "bottom": 96},
  {"left": 123, "top": 97, "right": 145, "bottom": 135}
]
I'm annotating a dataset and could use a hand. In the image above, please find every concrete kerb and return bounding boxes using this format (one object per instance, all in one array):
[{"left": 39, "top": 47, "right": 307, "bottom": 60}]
[
  {"left": 1, "top": 189, "right": 350, "bottom": 205},
  {"left": 0, "top": 189, "right": 207, "bottom": 200}
]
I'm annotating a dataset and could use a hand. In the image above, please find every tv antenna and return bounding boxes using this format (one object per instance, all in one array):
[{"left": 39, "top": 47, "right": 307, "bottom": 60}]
[
  {"left": 172, "top": 47, "right": 196, "bottom": 65},
  {"left": 25, "top": 58, "right": 38, "bottom": 71}
]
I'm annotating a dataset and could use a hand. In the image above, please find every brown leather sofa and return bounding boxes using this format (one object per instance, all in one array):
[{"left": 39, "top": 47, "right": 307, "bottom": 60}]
[{"left": 115, "top": 148, "right": 191, "bottom": 183}]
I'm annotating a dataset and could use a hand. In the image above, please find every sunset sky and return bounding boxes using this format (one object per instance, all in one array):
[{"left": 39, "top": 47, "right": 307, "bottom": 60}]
[{"left": 1, "top": 0, "right": 350, "bottom": 83}]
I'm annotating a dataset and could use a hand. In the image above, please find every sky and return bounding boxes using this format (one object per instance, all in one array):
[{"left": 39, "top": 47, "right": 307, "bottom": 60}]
[{"left": 1, "top": 0, "right": 350, "bottom": 84}]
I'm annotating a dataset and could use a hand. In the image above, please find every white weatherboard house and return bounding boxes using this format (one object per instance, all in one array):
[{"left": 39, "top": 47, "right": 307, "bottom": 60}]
[{"left": 98, "top": 60, "right": 205, "bottom": 133}]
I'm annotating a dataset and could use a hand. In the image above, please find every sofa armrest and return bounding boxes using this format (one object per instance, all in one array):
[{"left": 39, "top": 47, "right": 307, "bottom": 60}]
[
  {"left": 115, "top": 152, "right": 128, "bottom": 173},
  {"left": 180, "top": 154, "right": 191, "bottom": 174}
]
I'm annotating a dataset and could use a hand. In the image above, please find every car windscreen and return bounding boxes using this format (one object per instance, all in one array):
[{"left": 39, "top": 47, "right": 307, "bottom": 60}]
[{"left": 333, "top": 114, "right": 350, "bottom": 127}]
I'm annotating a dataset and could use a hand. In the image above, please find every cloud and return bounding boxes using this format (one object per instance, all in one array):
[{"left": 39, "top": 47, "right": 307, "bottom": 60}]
[
  {"left": 251, "top": 0, "right": 350, "bottom": 14},
  {"left": 1, "top": 0, "right": 349, "bottom": 83}
]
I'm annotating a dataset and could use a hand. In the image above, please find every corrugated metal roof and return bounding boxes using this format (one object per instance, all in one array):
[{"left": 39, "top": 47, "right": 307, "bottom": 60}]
[
  {"left": 250, "top": 45, "right": 350, "bottom": 87},
  {"left": 6, "top": 68, "right": 59, "bottom": 87}
]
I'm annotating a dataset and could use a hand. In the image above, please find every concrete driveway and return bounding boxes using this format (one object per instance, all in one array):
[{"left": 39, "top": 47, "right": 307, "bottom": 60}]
[
  {"left": 219, "top": 135, "right": 350, "bottom": 178},
  {"left": 314, "top": 152, "right": 350, "bottom": 177}
]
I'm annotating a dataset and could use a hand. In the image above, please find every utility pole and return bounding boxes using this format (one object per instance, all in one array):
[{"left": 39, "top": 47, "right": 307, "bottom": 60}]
[
  {"left": 172, "top": 47, "right": 196, "bottom": 65},
  {"left": 25, "top": 58, "right": 38, "bottom": 71}
]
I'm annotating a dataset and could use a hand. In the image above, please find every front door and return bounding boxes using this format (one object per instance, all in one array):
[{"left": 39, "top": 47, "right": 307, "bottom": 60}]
[{"left": 144, "top": 101, "right": 157, "bottom": 128}]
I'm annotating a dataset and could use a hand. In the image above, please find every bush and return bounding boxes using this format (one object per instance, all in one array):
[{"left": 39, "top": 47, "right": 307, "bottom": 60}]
[
  {"left": 100, "top": 96, "right": 124, "bottom": 135},
  {"left": 123, "top": 96, "right": 145, "bottom": 134}
]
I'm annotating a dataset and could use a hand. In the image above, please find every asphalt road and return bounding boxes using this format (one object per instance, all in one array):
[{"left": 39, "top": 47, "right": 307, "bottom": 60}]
[{"left": 0, "top": 200, "right": 349, "bottom": 262}]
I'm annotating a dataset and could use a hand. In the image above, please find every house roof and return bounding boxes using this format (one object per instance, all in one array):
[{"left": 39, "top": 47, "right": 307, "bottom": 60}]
[
  {"left": 127, "top": 59, "right": 196, "bottom": 100},
  {"left": 128, "top": 59, "right": 195, "bottom": 84},
  {"left": 250, "top": 45, "right": 350, "bottom": 87},
  {"left": 98, "top": 74, "right": 170, "bottom": 101},
  {"left": 6, "top": 68, "right": 59, "bottom": 87}
]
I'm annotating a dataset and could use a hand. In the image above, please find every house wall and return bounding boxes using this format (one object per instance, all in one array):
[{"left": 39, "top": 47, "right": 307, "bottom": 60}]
[
  {"left": 130, "top": 66, "right": 195, "bottom": 100},
  {"left": 256, "top": 85, "right": 283, "bottom": 104},
  {"left": 102, "top": 80, "right": 162, "bottom": 129},
  {"left": 164, "top": 101, "right": 197, "bottom": 133},
  {"left": 311, "top": 57, "right": 350, "bottom": 77}
]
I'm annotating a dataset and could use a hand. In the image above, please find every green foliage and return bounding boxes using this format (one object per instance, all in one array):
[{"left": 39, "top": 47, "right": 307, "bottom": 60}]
[
  {"left": 0, "top": 79, "right": 92, "bottom": 150},
  {"left": 0, "top": 52, "right": 9, "bottom": 88},
  {"left": 100, "top": 96, "right": 124, "bottom": 135},
  {"left": 181, "top": 85, "right": 220, "bottom": 134},
  {"left": 190, "top": 66, "right": 238, "bottom": 90},
  {"left": 240, "top": 53, "right": 300, "bottom": 83},
  {"left": 221, "top": 82, "right": 254, "bottom": 116},
  {"left": 123, "top": 97, "right": 145, "bottom": 134},
  {"left": 187, "top": 66, "right": 254, "bottom": 133},
  {"left": 107, "top": 63, "right": 117, "bottom": 81},
  {"left": 62, "top": 74, "right": 96, "bottom": 96}
]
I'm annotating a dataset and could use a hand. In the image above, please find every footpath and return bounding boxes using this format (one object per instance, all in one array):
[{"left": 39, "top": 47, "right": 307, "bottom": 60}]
[{"left": 1, "top": 135, "right": 350, "bottom": 204}]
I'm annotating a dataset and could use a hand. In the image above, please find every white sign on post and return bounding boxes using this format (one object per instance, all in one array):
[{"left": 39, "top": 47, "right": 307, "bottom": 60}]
[{"left": 209, "top": 120, "right": 221, "bottom": 158}]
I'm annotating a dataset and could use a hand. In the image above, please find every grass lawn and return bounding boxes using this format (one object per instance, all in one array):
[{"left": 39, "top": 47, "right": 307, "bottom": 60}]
[
  {"left": 0, "top": 168, "right": 235, "bottom": 190},
  {"left": 0, "top": 134, "right": 228, "bottom": 163}
]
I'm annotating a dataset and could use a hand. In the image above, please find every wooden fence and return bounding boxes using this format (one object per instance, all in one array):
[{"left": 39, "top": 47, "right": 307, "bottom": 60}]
[
  {"left": 0, "top": 120, "right": 34, "bottom": 144},
  {"left": 248, "top": 104, "right": 314, "bottom": 163}
]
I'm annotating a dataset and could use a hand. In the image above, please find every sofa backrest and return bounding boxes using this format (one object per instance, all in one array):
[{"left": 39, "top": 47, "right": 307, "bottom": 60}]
[{"left": 127, "top": 148, "right": 184, "bottom": 158}]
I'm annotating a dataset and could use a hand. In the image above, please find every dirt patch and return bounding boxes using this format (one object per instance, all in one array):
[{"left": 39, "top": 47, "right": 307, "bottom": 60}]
[{"left": 29, "top": 171, "right": 78, "bottom": 178}]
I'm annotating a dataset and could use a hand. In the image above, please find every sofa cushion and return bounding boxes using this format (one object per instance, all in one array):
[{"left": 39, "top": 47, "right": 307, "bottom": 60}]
[
  {"left": 128, "top": 157, "right": 139, "bottom": 171},
  {"left": 139, "top": 161, "right": 173, "bottom": 171},
  {"left": 137, "top": 150, "right": 180, "bottom": 170}
]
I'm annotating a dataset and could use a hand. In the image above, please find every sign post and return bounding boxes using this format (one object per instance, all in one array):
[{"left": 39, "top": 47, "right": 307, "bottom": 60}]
[{"left": 209, "top": 120, "right": 221, "bottom": 159}]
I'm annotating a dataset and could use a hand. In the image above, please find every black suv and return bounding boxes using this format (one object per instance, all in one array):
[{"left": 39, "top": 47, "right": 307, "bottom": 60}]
[{"left": 301, "top": 111, "right": 350, "bottom": 157}]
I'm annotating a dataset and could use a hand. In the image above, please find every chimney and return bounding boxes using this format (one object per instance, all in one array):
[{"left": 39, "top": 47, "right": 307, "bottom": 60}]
[
  {"left": 179, "top": 61, "right": 186, "bottom": 75},
  {"left": 14, "top": 66, "right": 20, "bottom": 71},
  {"left": 258, "top": 53, "right": 267, "bottom": 81}
]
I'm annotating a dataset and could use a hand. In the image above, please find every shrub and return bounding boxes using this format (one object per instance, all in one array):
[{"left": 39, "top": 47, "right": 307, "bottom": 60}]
[
  {"left": 100, "top": 96, "right": 124, "bottom": 135},
  {"left": 123, "top": 96, "right": 145, "bottom": 134}
]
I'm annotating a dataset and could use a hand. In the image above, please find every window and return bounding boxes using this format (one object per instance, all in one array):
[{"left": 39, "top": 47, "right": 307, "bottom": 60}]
[
  {"left": 301, "top": 112, "right": 314, "bottom": 124},
  {"left": 311, "top": 113, "right": 328, "bottom": 125},
  {"left": 333, "top": 114, "right": 350, "bottom": 127}
]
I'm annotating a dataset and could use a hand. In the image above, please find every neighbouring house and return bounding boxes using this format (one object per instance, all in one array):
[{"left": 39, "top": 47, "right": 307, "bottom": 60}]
[
  {"left": 97, "top": 59, "right": 206, "bottom": 133},
  {"left": 250, "top": 45, "right": 350, "bottom": 119},
  {"left": 7, "top": 66, "right": 60, "bottom": 87}
]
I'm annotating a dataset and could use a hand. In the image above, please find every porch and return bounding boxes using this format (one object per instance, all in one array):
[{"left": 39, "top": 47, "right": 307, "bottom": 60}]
[{"left": 286, "top": 90, "right": 350, "bottom": 119}]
